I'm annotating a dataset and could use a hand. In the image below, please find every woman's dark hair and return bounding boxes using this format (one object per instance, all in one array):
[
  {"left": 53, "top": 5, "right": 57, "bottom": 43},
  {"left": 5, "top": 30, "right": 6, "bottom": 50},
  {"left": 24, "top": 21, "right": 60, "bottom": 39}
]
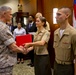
[
  {"left": 17, "top": 22, "right": 23, "bottom": 26},
  {"left": 39, "top": 16, "right": 47, "bottom": 27}
]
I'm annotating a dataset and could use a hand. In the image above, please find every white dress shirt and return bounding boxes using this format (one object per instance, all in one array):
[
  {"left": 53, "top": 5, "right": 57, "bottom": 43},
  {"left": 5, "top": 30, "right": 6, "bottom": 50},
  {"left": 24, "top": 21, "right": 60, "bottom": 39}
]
[{"left": 13, "top": 27, "right": 26, "bottom": 39}]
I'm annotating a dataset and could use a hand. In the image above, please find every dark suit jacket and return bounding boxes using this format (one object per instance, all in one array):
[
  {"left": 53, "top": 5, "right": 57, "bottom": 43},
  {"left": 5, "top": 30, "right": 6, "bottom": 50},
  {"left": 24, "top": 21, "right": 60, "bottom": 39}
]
[
  {"left": 10, "top": 25, "right": 17, "bottom": 33},
  {"left": 26, "top": 22, "right": 37, "bottom": 34}
]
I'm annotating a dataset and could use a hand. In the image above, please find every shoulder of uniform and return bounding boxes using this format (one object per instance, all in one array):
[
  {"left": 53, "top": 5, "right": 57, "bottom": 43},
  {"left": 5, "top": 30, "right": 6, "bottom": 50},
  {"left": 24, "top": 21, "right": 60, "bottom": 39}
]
[
  {"left": 44, "top": 29, "right": 50, "bottom": 35},
  {"left": 69, "top": 25, "right": 76, "bottom": 34},
  {"left": 54, "top": 28, "right": 59, "bottom": 34},
  {"left": 45, "top": 29, "right": 49, "bottom": 33},
  {"left": 0, "top": 23, "right": 7, "bottom": 32}
]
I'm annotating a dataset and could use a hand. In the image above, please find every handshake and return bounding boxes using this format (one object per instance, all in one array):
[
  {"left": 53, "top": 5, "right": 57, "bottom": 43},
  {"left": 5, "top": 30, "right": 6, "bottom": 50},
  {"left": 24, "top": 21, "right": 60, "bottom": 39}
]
[{"left": 19, "top": 43, "right": 33, "bottom": 54}]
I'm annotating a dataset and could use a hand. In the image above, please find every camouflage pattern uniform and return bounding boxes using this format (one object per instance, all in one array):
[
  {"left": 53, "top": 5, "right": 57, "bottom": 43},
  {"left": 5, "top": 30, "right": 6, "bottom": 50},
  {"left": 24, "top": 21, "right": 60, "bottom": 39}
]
[{"left": 0, "top": 21, "right": 17, "bottom": 75}]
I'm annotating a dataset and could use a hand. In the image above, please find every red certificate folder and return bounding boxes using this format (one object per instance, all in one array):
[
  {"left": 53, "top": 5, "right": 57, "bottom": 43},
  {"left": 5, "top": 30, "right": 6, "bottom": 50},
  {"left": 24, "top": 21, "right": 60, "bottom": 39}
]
[{"left": 16, "top": 34, "right": 32, "bottom": 46}]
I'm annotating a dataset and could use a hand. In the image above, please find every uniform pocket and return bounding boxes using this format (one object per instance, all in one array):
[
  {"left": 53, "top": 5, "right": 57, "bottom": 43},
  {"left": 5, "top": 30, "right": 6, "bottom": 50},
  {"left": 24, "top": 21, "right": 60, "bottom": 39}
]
[{"left": 61, "top": 42, "right": 71, "bottom": 49}]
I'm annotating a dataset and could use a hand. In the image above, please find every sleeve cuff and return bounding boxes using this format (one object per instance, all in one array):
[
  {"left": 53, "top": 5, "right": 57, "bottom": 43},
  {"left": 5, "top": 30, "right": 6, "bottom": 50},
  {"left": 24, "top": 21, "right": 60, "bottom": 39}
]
[{"left": 4, "top": 38, "right": 15, "bottom": 46}]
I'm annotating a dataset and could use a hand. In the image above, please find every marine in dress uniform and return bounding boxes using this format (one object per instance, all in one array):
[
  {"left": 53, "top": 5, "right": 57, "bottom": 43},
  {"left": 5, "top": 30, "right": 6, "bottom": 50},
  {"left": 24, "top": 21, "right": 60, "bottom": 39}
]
[
  {"left": 24, "top": 17, "right": 52, "bottom": 75},
  {"left": 34, "top": 28, "right": 51, "bottom": 75},
  {"left": 53, "top": 7, "right": 76, "bottom": 75}
]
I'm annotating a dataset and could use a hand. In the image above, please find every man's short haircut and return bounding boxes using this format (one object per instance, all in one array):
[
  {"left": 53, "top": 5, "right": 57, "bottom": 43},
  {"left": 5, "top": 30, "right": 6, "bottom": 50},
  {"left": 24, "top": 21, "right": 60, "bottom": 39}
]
[
  {"left": 59, "top": 7, "right": 71, "bottom": 16},
  {"left": 0, "top": 6, "right": 11, "bottom": 15}
]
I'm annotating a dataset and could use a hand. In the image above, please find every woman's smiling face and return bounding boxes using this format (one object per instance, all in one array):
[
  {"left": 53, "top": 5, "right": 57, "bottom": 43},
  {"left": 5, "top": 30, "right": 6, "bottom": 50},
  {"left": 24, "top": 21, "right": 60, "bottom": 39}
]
[{"left": 35, "top": 17, "right": 44, "bottom": 28}]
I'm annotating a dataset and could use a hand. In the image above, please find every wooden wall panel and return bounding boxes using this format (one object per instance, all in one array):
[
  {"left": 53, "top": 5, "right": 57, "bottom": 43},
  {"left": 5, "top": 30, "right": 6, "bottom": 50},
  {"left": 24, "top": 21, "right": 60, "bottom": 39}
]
[
  {"left": 19, "top": 0, "right": 37, "bottom": 15},
  {"left": 41, "top": 0, "right": 73, "bottom": 26},
  {"left": 37, "top": 0, "right": 43, "bottom": 13}
]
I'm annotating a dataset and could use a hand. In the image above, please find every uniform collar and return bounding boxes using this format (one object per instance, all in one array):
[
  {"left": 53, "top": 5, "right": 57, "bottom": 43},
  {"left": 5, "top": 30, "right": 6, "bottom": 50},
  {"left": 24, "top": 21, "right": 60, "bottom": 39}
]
[
  {"left": 55, "top": 24, "right": 71, "bottom": 36},
  {"left": 37, "top": 28, "right": 46, "bottom": 34},
  {"left": 38, "top": 28, "right": 45, "bottom": 32}
]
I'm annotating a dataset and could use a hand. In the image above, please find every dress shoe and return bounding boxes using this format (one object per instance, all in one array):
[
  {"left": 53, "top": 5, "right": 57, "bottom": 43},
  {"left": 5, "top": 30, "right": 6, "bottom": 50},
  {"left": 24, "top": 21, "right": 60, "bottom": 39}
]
[
  {"left": 21, "top": 61, "right": 24, "bottom": 64},
  {"left": 17, "top": 61, "right": 20, "bottom": 64},
  {"left": 30, "top": 63, "right": 34, "bottom": 67},
  {"left": 27, "top": 63, "right": 34, "bottom": 67},
  {"left": 21, "top": 59, "right": 24, "bottom": 64},
  {"left": 27, "top": 63, "right": 31, "bottom": 66}
]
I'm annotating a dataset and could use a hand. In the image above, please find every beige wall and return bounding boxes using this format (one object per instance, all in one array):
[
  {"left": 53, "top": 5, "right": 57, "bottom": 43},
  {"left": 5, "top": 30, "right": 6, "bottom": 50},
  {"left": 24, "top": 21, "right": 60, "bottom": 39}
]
[{"left": 0, "top": 0, "right": 18, "bottom": 14}]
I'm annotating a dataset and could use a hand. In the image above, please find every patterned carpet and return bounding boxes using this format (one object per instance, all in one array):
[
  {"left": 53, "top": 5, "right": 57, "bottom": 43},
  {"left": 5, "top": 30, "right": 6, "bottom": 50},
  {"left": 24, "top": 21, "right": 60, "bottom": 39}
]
[{"left": 13, "top": 60, "right": 35, "bottom": 75}]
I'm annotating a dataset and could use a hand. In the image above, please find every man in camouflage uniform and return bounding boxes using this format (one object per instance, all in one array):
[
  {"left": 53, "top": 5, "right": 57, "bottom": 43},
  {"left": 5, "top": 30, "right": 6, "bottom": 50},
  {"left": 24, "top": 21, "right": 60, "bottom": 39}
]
[{"left": 0, "top": 6, "right": 25, "bottom": 75}]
